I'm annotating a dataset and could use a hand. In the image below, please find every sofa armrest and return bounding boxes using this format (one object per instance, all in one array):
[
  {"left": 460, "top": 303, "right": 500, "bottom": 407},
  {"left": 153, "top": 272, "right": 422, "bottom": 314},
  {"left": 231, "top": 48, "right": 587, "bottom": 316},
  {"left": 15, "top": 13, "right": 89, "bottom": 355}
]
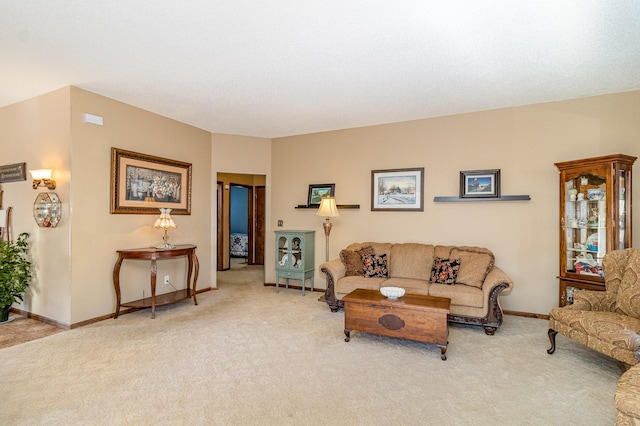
[
  {"left": 319, "top": 258, "right": 345, "bottom": 312},
  {"left": 570, "top": 289, "right": 616, "bottom": 312},
  {"left": 482, "top": 266, "right": 513, "bottom": 297},
  {"left": 478, "top": 266, "right": 513, "bottom": 334},
  {"left": 319, "top": 258, "right": 345, "bottom": 282}
]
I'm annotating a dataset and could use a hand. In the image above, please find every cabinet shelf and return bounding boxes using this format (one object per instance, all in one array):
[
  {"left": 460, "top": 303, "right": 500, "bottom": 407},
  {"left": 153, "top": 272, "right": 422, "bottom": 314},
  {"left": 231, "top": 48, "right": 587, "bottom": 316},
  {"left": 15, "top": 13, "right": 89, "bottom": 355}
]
[
  {"left": 295, "top": 204, "right": 360, "bottom": 209},
  {"left": 433, "top": 195, "right": 530, "bottom": 202}
]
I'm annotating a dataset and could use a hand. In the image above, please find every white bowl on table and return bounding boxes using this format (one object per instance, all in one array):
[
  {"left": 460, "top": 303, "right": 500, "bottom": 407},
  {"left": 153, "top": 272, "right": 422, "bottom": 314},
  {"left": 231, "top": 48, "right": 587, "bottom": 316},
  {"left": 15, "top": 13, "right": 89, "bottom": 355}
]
[{"left": 380, "top": 286, "right": 405, "bottom": 299}]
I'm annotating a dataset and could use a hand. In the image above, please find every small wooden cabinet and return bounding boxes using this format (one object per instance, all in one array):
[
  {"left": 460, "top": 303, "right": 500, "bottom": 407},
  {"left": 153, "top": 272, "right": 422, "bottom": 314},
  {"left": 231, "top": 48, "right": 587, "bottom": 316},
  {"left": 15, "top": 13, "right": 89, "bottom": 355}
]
[
  {"left": 275, "top": 230, "right": 315, "bottom": 295},
  {"left": 555, "top": 154, "right": 636, "bottom": 306}
]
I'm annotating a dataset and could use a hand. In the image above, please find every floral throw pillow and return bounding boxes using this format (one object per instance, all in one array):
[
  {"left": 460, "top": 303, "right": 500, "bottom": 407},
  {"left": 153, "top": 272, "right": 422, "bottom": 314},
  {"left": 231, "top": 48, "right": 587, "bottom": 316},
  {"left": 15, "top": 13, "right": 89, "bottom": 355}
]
[
  {"left": 430, "top": 257, "right": 461, "bottom": 285},
  {"left": 363, "top": 253, "right": 389, "bottom": 278}
]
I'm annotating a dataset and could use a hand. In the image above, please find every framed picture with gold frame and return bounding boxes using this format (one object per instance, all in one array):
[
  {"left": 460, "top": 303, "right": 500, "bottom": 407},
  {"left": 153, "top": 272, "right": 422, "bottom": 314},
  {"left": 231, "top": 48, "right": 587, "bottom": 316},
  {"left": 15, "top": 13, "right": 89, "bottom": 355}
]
[{"left": 110, "top": 147, "right": 192, "bottom": 214}]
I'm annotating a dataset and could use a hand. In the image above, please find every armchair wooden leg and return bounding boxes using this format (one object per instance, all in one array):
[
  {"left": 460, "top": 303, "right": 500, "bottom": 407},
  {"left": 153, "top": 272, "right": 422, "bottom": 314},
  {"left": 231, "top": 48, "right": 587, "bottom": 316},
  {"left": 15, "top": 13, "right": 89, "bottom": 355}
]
[{"left": 547, "top": 328, "right": 558, "bottom": 354}]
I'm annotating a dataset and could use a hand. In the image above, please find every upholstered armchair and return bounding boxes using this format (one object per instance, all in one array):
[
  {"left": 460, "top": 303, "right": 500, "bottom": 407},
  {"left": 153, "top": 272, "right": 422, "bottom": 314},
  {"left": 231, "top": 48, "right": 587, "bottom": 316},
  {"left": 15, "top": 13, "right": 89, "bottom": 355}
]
[{"left": 547, "top": 248, "right": 640, "bottom": 368}]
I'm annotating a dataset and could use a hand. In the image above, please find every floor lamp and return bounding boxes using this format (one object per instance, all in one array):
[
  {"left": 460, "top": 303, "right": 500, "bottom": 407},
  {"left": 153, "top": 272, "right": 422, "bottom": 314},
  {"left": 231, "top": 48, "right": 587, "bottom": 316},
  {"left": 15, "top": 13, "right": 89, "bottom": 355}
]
[{"left": 316, "top": 196, "right": 340, "bottom": 261}]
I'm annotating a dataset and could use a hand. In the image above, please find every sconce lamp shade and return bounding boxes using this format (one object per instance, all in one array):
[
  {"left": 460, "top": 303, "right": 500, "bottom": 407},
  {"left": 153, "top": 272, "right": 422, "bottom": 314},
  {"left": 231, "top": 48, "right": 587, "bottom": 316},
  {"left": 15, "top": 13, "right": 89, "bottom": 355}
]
[
  {"left": 29, "top": 169, "right": 56, "bottom": 190},
  {"left": 154, "top": 208, "right": 176, "bottom": 249},
  {"left": 316, "top": 197, "right": 340, "bottom": 218}
]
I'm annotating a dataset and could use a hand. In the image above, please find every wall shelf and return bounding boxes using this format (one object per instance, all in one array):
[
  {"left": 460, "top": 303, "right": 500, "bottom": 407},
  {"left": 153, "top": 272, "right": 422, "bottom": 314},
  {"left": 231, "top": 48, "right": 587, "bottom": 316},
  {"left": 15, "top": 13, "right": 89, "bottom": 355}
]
[
  {"left": 295, "top": 204, "right": 360, "bottom": 209},
  {"left": 433, "top": 195, "right": 530, "bottom": 202}
]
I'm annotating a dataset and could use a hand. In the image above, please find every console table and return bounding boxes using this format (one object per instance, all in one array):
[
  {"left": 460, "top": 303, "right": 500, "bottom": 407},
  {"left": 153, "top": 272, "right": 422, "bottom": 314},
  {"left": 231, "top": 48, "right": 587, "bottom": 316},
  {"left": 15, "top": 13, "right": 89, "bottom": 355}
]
[{"left": 113, "top": 244, "right": 199, "bottom": 319}]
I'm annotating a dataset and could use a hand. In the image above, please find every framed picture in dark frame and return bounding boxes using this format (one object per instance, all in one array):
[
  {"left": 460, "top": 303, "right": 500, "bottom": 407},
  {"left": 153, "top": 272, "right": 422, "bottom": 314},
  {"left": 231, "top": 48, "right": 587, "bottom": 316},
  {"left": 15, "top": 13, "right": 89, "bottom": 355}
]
[
  {"left": 371, "top": 167, "right": 424, "bottom": 211},
  {"left": 111, "top": 147, "right": 192, "bottom": 214},
  {"left": 460, "top": 169, "right": 501, "bottom": 198},
  {"left": 307, "top": 184, "right": 335, "bottom": 207}
]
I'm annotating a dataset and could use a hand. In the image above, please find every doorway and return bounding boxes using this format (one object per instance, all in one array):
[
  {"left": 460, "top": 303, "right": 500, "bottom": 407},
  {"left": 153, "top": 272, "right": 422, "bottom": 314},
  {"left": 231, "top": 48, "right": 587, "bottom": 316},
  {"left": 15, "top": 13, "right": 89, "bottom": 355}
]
[{"left": 216, "top": 173, "right": 266, "bottom": 271}]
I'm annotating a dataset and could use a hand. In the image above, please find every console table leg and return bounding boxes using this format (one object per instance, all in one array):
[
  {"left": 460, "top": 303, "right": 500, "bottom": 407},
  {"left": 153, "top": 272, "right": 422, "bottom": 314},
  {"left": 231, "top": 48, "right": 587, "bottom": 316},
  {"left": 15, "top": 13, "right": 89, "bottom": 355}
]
[
  {"left": 112, "top": 256, "right": 124, "bottom": 319},
  {"left": 344, "top": 329, "right": 351, "bottom": 342},
  {"left": 150, "top": 259, "right": 157, "bottom": 319},
  {"left": 440, "top": 346, "right": 447, "bottom": 361},
  {"left": 191, "top": 252, "right": 199, "bottom": 305}
]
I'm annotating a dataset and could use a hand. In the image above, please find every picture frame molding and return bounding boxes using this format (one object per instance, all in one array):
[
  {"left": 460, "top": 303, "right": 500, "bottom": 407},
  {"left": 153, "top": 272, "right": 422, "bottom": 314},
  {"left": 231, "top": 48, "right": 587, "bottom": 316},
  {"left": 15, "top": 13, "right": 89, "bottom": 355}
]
[
  {"left": 110, "top": 147, "right": 192, "bottom": 214},
  {"left": 307, "top": 183, "right": 335, "bottom": 207},
  {"left": 371, "top": 167, "right": 424, "bottom": 212},
  {"left": 459, "top": 169, "right": 501, "bottom": 199}
]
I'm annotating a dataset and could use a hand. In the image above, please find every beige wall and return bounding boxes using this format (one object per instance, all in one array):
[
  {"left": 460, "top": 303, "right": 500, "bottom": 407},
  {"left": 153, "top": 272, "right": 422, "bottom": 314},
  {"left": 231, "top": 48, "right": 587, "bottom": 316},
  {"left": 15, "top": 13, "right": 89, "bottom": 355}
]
[
  {"left": 0, "top": 87, "right": 72, "bottom": 323},
  {"left": 69, "top": 88, "right": 212, "bottom": 324},
  {"left": 211, "top": 133, "right": 272, "bottom": 285},
  {"left": 2, "top": 87, "right": 639, "bottom": 323},
  {"left": 0, "top": 87, "right": 212, "bottom": 326},
  {"left": 270, "top": 91, "right": 640, "bottom": 315}
]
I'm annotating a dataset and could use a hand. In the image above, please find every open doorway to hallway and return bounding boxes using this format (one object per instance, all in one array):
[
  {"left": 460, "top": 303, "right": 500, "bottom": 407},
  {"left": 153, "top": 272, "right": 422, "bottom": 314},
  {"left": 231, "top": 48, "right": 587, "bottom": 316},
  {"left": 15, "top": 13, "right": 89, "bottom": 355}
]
[{"left": 216, "top": 173, "right": 266, "bottom": 273}]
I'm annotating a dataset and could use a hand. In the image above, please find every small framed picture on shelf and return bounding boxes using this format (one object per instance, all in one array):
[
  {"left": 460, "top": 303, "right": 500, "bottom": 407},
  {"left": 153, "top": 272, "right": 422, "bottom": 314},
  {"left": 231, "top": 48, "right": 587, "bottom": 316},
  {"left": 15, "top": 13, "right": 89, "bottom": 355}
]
[
  {"left": 307, "top": 184, "right": 335, "bottom": 207},
  {"left": 460, "top": 169, "right": 501, "bottom": 199}
]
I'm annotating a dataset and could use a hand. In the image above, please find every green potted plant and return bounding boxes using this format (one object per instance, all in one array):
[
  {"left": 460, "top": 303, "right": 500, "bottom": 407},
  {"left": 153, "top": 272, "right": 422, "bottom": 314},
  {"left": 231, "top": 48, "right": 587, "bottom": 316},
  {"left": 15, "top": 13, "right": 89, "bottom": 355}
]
[{"left": 0, "top": 233, "right": 32, "bottom": 322}]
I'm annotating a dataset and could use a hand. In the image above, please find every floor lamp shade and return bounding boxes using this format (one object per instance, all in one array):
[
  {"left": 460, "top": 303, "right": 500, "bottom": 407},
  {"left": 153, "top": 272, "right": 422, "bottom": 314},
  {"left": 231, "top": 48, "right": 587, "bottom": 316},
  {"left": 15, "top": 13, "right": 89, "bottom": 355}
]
[{"left": 316, "top": 197, "right": 339, "bottom": 261}]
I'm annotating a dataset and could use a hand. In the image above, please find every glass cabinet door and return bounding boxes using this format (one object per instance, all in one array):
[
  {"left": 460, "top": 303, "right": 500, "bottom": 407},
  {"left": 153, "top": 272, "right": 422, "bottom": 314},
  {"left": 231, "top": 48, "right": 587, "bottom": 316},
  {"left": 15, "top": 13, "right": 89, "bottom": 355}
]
[
  {"left": 563, "top": 171, "right": 606, "bottom": 278},
  {"left": 291, "top": 236, "right": 302, "bottom": 268},
  {"left": 556, "top": 154, "right": 636, "bottom": 306},
  {"left": 277, "top": 235, "right": 290, "bottom": 268},
  {"left": 618, "top": 169, "right": 628, "bottom": 250}
]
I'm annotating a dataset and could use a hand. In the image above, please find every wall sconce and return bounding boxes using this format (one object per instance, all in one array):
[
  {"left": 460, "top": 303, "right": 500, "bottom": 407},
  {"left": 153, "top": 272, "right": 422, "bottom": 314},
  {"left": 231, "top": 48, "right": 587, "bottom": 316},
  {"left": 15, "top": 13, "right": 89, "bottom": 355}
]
[
  {"left": 29, "top": 169, "right": 56, "bottom": 190},
  {"left": 154, "top": 208, "right": 176, "bottom": 249}
]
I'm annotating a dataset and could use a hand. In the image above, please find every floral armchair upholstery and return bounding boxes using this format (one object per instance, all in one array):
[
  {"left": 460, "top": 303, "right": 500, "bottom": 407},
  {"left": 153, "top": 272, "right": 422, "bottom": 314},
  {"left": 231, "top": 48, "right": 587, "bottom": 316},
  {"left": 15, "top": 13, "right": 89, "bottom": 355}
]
[{"left": 547, "top": 248, "right": 640, "bottom": 368}]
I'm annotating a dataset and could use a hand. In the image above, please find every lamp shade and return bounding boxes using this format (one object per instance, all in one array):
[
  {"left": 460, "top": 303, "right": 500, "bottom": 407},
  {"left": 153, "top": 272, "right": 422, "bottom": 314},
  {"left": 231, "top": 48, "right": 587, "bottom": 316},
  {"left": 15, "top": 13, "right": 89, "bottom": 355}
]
[
  {"left": 29, "top": 169, "right": 52, "bottom": 180},
  {"left": 316, "top": 197, "right": 339, "bottom": 217},
  {"left": 154, "top": 208, "right": 176, "bottom": 230}
]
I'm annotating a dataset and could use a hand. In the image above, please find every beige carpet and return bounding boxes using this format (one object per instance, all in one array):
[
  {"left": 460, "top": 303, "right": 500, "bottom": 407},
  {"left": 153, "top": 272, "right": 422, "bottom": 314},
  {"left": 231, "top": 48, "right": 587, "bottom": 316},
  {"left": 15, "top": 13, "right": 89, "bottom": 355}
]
[{"left": 0, "top": 263, "right": 621, "bottom": 425}]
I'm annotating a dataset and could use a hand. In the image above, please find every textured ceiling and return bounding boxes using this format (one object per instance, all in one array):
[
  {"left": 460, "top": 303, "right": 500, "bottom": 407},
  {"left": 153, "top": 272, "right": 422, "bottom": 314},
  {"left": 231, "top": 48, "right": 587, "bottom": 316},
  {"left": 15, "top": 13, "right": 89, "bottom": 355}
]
[{"left": 1, "top": 1, "right": 639, "bottom": 138}]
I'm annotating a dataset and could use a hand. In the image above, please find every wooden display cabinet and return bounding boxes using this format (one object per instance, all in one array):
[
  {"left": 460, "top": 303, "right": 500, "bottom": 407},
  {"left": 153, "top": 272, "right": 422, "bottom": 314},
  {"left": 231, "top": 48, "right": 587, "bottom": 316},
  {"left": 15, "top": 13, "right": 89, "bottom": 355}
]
[{"left": 555, "top": 154, "right": 636, "bottom": 306}]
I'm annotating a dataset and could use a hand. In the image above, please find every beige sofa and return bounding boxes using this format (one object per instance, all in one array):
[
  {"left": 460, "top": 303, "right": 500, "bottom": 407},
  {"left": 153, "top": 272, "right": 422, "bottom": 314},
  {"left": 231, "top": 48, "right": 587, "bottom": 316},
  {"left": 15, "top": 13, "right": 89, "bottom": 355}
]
[{"left": 319, "top": 242, "right": 514, "bottom": 335}]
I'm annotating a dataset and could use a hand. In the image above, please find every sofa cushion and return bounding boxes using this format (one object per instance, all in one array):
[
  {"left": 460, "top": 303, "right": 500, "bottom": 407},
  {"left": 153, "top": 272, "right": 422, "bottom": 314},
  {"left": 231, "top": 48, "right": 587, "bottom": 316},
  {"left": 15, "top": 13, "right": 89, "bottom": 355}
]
[
  {"left": 616, "top": 253, "right": 640, "bottom": 319},
  {"left": 382, "top": 277, "right": 430, "bottom": 296},
  {"left": 389, "top": 243, "right": 434, "bottom": 280},
  {"left": 430, "top": 257, "right": 461, "bottom": 285},
  {"left": 340, "top": 245, "right": 374, "bottom": 277},
  {"left": 428, "top": 282, "right": 484, "bottom": 308},
  {"left": 550, "top": 308, "right": 640, "bottom": 353},
  {"left": 336, "top": 276, "right": 385, "bottom": 295},
  {"left": 363, "top": 253, "right": 389, "bottom": 278},
  {"left": 434, "top": 245, "right": 455, "bottom": 260},
  {"left": 450, "top": 246, "right": 495, "bottom": 289}
]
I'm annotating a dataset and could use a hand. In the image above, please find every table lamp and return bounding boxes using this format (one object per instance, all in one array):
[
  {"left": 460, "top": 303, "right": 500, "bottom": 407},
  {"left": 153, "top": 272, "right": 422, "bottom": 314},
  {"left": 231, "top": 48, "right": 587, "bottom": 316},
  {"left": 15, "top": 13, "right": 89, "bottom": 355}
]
[{"left": 154, "top": 208, "right": 176, "bottom": 249}]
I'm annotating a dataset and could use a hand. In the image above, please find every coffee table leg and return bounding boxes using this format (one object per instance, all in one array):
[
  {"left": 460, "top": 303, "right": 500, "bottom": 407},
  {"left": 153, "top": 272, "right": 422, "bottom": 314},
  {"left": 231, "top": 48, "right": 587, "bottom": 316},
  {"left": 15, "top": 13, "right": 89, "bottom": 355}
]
[
  {"left": 439, "top": 345, "right": 447, "bottom": 361},
  {"left": 344, "top": 329, "right": 351, "bottom": 342}
]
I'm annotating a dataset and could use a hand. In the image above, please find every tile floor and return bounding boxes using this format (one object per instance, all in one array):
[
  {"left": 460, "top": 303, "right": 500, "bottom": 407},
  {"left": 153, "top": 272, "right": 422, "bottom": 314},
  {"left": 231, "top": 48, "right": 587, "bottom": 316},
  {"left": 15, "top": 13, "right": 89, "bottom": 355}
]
[{"left": 0, "top": 313, "right": 65, "bottom": 349}]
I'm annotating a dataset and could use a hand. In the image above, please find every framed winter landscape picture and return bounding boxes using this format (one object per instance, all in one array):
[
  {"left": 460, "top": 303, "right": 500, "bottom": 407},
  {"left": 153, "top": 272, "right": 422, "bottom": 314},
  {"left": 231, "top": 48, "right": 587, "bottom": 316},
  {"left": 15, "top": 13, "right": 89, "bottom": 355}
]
[{"left": 371, "top": 167, "right": 424, "bottom": 211}]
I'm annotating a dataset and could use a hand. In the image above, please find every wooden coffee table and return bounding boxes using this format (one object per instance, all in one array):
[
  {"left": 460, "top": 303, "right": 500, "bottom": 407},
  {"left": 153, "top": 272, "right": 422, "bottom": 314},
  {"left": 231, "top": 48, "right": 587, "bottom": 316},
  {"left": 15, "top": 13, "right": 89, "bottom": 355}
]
[{"left": 343, "top": 288, "right": 451, "bottom": 360}]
